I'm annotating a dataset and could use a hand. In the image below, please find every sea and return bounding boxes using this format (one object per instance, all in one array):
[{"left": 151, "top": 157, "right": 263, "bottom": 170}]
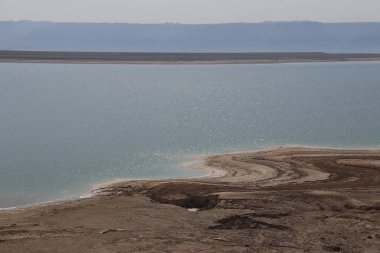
[{"left": 0, "top": 61, "right": 379, "bottom": 208}]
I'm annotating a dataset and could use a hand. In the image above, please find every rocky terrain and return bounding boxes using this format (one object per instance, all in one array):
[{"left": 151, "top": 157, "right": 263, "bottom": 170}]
[{"left": 0, "top": 147, "right": 379, "bottom": 252}]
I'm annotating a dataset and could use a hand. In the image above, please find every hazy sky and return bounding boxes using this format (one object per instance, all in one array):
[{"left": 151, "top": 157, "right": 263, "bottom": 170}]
[{"left": 0, "top": 0, "right": 379, "bottom": 23}]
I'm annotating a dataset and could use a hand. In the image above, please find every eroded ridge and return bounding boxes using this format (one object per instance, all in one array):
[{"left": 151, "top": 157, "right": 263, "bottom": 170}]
[
  {"left": 202, "top": 147, "right": 380, "bottom": 189},
  {"left": 1, "top": 147, "right": 379, "bottom": 253}
]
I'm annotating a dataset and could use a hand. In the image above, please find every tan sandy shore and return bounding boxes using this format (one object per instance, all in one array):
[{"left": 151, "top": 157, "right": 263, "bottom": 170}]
[{"left": 0, "top": 146, "right": 379, "bottom": 252}]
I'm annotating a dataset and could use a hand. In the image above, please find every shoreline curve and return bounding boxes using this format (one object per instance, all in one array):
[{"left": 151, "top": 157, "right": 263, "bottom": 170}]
[{"left": 1, "top": 146, "right": 380, "bottom": 252}]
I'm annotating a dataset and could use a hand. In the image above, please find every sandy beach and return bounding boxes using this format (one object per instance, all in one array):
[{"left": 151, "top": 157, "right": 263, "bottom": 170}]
[{"left": 0, "top": 146, "right": 379, "bottom": 252}]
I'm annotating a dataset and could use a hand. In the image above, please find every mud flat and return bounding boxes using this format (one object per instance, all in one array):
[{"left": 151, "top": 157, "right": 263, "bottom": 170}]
[
  {"left": 0, "top": 147, "right": 379, "bottom": 252},
  {"left": 1, "top": 51, "right": 380, "bottom": 64}
]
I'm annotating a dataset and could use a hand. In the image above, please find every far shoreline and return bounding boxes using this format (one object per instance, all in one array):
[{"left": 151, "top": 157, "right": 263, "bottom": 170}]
[{"left": 1, "top": 51, "right": 380, "bottom": 64}]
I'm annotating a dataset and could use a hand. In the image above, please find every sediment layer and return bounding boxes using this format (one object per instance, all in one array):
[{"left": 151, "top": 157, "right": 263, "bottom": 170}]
[{"left": 0, "top": 147, "right": 379, "bottom": 252}]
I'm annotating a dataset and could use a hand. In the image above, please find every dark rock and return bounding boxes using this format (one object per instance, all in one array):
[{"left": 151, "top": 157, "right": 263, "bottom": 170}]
[
  {"left": 210, "top": 214, "right": 289, "bottom": 230},
  {"left": 323, "top": 245, "right": 341, "bottom": 252}
]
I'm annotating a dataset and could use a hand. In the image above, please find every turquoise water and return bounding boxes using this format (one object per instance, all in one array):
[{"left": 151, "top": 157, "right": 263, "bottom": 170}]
[{"left": 0, "top": 62, "right": 380, "bottom": 208}]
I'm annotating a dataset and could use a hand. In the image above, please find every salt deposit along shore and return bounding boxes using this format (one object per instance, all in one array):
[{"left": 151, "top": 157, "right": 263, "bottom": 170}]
[{"left": 0, "top": 146, "right": 379, "bottom": 252}]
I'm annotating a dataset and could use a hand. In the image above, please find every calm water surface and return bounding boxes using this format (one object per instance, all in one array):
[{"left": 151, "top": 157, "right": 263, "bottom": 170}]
[{"left": 0, "top": 62, "right": 380, "bottom": 208}]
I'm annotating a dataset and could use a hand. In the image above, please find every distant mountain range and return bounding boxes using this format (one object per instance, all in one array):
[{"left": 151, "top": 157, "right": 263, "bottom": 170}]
[{"left": 1, "top": 21, "right": 380, "bottom": 52}]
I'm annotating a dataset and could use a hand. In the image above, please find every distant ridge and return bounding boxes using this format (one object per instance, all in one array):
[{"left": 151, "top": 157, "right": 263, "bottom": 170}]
[
  {"left": 1, "top": 51, "right": 380, "bottom": 64},
  {"left": 1, "top": 21, "right": 380, "bottom": 53}
]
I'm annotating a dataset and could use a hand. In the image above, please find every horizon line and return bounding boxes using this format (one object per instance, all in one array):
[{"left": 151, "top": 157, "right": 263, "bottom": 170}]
[{"left": 1, "top": 20, "right": 380, "bottom": 25}]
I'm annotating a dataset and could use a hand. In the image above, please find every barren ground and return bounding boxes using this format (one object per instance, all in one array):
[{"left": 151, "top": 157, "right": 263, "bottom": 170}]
[{"left": 0, "top": 147, "right": 379, "bottom": 252}]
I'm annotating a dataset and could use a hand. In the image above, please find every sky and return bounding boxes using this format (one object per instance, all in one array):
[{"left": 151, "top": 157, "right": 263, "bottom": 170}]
[{"left": 0, "top": 0, "right": 379, "bottom": 23}]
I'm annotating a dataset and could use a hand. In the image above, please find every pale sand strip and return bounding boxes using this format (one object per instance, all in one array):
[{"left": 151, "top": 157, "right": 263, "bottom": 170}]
[
  {"left": 199, "top": 148, "right": 332, "bottom": 187},
  {"left": 337, "top": 159, "right": 380, "bottom": 168}
]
